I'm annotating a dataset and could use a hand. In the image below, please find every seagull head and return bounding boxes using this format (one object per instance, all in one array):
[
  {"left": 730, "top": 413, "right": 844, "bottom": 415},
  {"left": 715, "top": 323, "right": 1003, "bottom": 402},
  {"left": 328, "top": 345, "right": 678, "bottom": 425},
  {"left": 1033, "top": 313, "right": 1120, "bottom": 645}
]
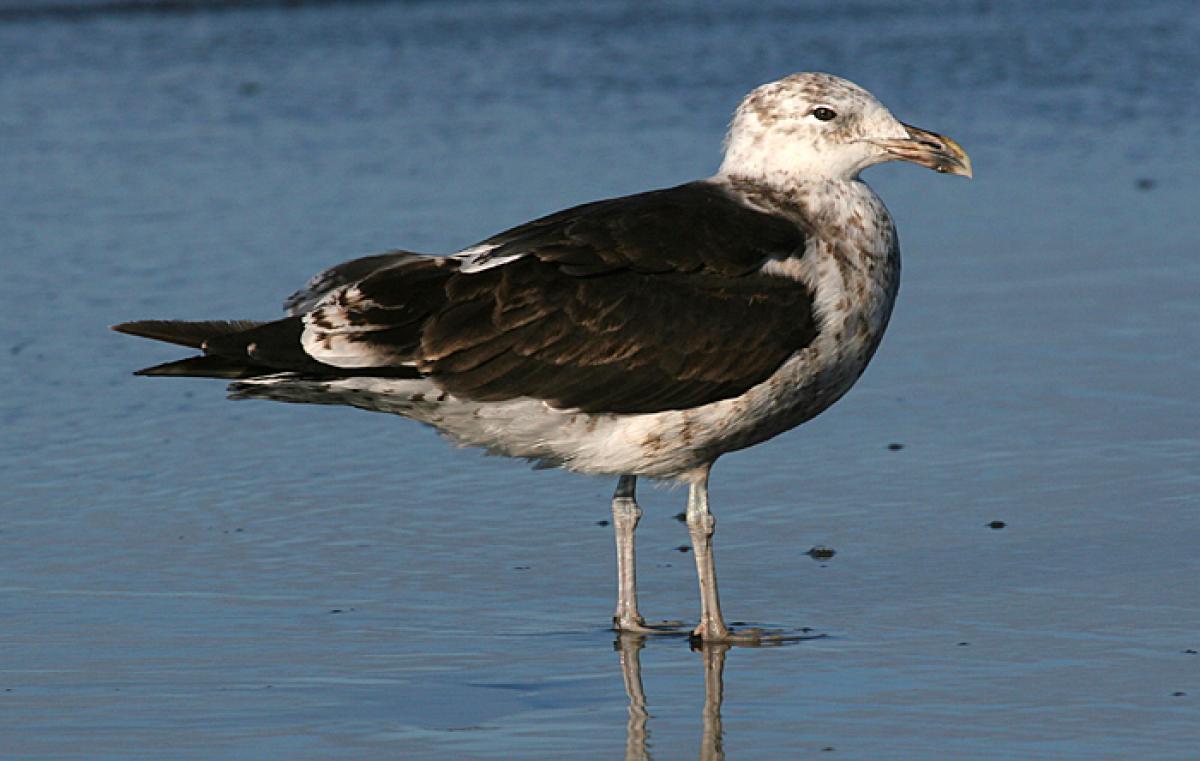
[{"left": 719, "top": 72, "right": 972, "bottom": 185}]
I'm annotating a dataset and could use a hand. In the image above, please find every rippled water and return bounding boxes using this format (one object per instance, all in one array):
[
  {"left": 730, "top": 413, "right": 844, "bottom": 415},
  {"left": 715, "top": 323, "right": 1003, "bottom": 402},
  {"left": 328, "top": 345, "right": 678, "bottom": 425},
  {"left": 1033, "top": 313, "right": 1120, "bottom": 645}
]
[{"left": 2, "top": 1, "right": 1198, "bottom": 758}]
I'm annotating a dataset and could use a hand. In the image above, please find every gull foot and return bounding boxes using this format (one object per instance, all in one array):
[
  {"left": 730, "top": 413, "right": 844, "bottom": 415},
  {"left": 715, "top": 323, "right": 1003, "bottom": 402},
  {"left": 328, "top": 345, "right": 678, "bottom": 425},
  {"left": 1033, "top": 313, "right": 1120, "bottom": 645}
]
[{"left": 689, "top": 623, "right": 824, "bottom": 646}]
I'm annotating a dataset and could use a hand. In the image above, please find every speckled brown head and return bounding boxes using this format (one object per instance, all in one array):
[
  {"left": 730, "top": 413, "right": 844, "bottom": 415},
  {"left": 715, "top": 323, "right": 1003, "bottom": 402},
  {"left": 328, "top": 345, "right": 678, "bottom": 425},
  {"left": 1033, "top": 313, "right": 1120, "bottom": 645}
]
[{"left": 719, "top": 72, "right": 971, "bottom": 185}]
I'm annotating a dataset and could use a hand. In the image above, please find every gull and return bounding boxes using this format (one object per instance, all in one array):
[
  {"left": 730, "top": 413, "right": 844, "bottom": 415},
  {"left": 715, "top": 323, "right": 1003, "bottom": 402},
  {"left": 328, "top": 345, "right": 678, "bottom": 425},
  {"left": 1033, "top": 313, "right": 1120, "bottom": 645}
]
[{"left": 113, "top": 72, "right": 971, "bottom": 642}]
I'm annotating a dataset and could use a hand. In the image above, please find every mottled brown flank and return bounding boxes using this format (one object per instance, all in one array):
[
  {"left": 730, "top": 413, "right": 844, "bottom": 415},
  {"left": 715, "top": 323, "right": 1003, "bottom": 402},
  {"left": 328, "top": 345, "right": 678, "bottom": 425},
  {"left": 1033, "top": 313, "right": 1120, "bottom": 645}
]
[
  {"left": 849, "top": 210, "right": 866, "bottom": 232},
  {"left": 679, "top": 415, "right": 695, "bottom": 447},
  {"left": 828, "top": 244, "right": 854, "bottom": 289},
  {"left": 642, "top": 431, "right": 667, "bottom": 455}
]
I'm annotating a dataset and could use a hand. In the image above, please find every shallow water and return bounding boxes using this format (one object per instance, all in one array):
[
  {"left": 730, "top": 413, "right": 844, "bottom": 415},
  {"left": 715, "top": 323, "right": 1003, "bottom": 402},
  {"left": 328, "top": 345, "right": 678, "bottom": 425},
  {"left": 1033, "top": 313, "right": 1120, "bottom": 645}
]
[{"left": 2, "top": 1, "right": 1198, "bottom": 758}]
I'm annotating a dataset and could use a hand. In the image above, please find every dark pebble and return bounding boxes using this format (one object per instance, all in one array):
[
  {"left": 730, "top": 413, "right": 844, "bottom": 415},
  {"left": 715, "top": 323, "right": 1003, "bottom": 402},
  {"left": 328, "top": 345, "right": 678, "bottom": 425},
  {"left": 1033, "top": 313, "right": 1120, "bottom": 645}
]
[
  {"left": 330, "top": 609, "right": 342, "bottom": 614},
  {"left": 1184, "top": 649, "right": 1197, "bottom": 654},
  {"left": 1172, "top": 691, "right": 1187, "bottom": 697},
  {"left": 988, "top": 520, "right": 1006, "bottom": 529},
  {"left": 675, "top": 545, "right": 691, "bottom": 553},
  {"left": 806, "top": 545, "right": 836, "bottom": 560},
  {"left": 513, "top": 565, "right": 531, "bottom": 570},
  {"left": 674, "top": 511, "right": 687, "bottom": 523},
  {"left": 887, "top": 442, "right": 904, "bottom": 451},
  {"left": 1135, "top": 178, "right": 1156, "bottom": 190},
  {"left": 732, "top": 621, "right": 747, "bottom": 626},
  {"left": 821, "top": 748, "right": 835, "bottom": 752},
  {"left": 957, "top": 641, "right": 970, "bottom": 646},
  {"left": 596, "top": 520, "right": 609, "bottom": 526}
]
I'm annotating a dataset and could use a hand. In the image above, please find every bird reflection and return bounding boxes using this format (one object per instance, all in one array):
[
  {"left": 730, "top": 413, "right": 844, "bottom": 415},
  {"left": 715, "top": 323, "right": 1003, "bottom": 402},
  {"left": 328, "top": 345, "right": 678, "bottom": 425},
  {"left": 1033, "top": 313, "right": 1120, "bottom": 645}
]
[
  {"left": 616, "top": 634, "right": 653, "bottom": 761},
  {"left": 614, "top": 634, "right": 731, "bottom": 761}
]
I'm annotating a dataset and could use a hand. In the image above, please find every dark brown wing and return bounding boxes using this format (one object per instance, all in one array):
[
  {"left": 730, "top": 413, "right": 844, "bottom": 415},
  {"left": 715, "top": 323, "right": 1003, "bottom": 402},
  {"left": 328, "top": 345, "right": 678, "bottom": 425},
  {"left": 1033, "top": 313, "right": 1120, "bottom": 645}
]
[
  {"left": 465, "top": 181, "right": 807, "bottom": 275},
  {"left": 417, "top": 259, "right": 815, "bottom": 413},
  {"left": 306, "top": 182, "right": 818, "bottom": 414}
]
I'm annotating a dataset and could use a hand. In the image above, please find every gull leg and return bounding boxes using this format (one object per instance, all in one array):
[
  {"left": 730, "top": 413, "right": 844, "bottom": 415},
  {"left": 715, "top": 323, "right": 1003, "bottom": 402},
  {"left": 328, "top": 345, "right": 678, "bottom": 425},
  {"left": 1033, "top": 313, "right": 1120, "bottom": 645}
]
[
  {"left": 687, "top": 467, "right": 733, "bottom": 641},
  {"left": 612, "top": 475, "right": 647, "bottom": 631},
  {"left": 612, "top": 475, "right": 685, "bottom": 634},
  {"left": 686, "top": 470, "right": 802, "bottom": 644},
  {"left": 680, "top": 468, "right": 818, "bottom": 644}
]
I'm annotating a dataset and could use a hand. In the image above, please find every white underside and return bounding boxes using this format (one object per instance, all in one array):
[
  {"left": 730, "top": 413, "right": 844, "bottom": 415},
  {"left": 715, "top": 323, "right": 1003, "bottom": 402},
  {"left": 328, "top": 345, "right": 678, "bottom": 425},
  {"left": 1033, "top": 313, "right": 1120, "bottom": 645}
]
[{"left": 234, "top": 331, "right": 862, "bottom": 481}]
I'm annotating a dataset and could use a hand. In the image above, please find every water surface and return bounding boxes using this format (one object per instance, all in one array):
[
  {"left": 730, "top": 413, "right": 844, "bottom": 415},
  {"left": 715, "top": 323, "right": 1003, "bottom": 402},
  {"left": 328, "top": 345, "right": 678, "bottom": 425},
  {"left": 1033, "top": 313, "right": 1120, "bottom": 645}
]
[{"left": 2, "top": 1, "right": 1198, "bottom": 758}]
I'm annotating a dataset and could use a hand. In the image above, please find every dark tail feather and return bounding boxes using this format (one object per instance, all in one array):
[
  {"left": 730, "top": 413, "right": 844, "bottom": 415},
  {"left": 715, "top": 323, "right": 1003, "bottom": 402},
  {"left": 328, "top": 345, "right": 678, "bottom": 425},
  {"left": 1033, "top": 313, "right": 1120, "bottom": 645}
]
[
  {"left": 114, "top": 319, "right": 271, "bottom": 379},
  {"left": 111, "top": 319, "right": 265, "bottom": 349},
  {"left": 114, "top": 316, "right": 420, "bottom": 381},
  {"left": 134, "top": 355, "right": 273, "bottom": 379},
  {"left": 114, "top": 316, "right": 344, "bottom": 380}
]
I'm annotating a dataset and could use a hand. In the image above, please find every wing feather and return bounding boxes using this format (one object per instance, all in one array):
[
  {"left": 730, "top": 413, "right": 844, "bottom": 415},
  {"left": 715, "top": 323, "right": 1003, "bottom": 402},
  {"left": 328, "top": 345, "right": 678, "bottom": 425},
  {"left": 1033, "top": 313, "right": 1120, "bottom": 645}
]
[{"left": 293, "top": 181, "right": 817, "bottom": 414}]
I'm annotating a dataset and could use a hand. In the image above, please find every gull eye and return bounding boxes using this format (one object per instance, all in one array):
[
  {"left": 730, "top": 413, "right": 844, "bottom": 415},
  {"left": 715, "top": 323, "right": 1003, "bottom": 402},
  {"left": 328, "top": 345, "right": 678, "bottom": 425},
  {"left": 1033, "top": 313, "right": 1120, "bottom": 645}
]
[{"left": 812, "top": 106, "right": 837, "bottom": 122}]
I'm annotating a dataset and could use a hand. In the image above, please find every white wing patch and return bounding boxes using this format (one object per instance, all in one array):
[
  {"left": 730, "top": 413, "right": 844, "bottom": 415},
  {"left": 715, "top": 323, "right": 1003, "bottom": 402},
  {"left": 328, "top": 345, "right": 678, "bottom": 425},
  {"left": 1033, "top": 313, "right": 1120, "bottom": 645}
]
[
  {"left": 454, "top": 243, "right": 526, "bottom": 273},
  {"left": 300, "top": 285, "right": 415, "bottom": 368}
]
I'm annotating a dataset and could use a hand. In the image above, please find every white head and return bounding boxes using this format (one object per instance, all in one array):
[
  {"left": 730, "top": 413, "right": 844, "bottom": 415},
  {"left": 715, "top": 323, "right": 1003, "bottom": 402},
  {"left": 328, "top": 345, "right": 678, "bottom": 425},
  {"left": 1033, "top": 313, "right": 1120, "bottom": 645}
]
[{"left": 718, "top": 72, "right": 971, "bottom": 185}]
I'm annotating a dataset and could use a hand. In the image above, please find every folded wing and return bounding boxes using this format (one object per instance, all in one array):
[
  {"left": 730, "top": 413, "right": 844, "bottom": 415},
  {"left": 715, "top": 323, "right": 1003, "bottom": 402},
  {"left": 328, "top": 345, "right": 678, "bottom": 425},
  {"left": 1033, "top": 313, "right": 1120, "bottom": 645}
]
[{"left": 303, "top": 182, "right": 819, "bottom": 414}]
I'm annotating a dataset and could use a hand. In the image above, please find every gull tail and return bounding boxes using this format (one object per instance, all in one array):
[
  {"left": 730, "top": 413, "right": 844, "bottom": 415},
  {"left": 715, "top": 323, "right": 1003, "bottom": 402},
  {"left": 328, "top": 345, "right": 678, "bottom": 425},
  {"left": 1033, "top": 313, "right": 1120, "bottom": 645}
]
[
  {"left": 130, "top": 355, "right": 274, "bottom": 379},
  {"left": 112, "top": 319, "right": 275, "bottom": 379},
  {"left": 112, "top": 316, "right": 402, "bottom": 381},
  {"left": 112, "top": 319, "right": 265, "bottom": 349}
]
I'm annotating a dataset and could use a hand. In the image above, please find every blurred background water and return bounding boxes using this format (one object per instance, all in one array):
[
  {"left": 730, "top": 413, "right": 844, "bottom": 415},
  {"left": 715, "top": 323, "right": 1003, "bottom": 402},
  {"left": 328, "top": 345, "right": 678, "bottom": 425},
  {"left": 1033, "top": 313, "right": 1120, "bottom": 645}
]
[{"left": 1, "top": 1, "right": 1198, "bottom": 758}]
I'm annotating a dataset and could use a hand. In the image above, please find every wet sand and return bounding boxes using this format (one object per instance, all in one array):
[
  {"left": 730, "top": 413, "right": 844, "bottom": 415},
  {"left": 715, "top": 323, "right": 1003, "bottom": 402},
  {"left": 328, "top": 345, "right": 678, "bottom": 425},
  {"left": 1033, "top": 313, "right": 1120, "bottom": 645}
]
[{"left": 2, "top": 1, "right": 1198, "bottom": 758}]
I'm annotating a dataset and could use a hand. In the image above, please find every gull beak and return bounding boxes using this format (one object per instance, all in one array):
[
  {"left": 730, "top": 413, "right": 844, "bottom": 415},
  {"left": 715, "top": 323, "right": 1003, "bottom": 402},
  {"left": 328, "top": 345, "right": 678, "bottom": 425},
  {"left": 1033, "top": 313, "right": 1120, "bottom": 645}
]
[{"left": 875, "top": 123, "right": 973, "bottom": 178}]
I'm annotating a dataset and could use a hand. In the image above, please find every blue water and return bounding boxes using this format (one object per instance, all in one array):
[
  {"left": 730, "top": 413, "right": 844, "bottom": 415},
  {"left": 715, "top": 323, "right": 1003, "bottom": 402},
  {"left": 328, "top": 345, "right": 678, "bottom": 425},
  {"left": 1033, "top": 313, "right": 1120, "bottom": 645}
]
[{"left": 2, "top": 1, "right": 1198, "bottom": 758}]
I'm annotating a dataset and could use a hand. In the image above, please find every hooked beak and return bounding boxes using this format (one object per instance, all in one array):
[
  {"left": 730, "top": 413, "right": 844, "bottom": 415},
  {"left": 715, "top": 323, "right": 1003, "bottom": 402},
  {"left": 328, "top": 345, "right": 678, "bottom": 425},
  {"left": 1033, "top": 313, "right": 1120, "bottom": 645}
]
[{"left": 875, "top": 123, "right": 973, "bottom": 178}]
